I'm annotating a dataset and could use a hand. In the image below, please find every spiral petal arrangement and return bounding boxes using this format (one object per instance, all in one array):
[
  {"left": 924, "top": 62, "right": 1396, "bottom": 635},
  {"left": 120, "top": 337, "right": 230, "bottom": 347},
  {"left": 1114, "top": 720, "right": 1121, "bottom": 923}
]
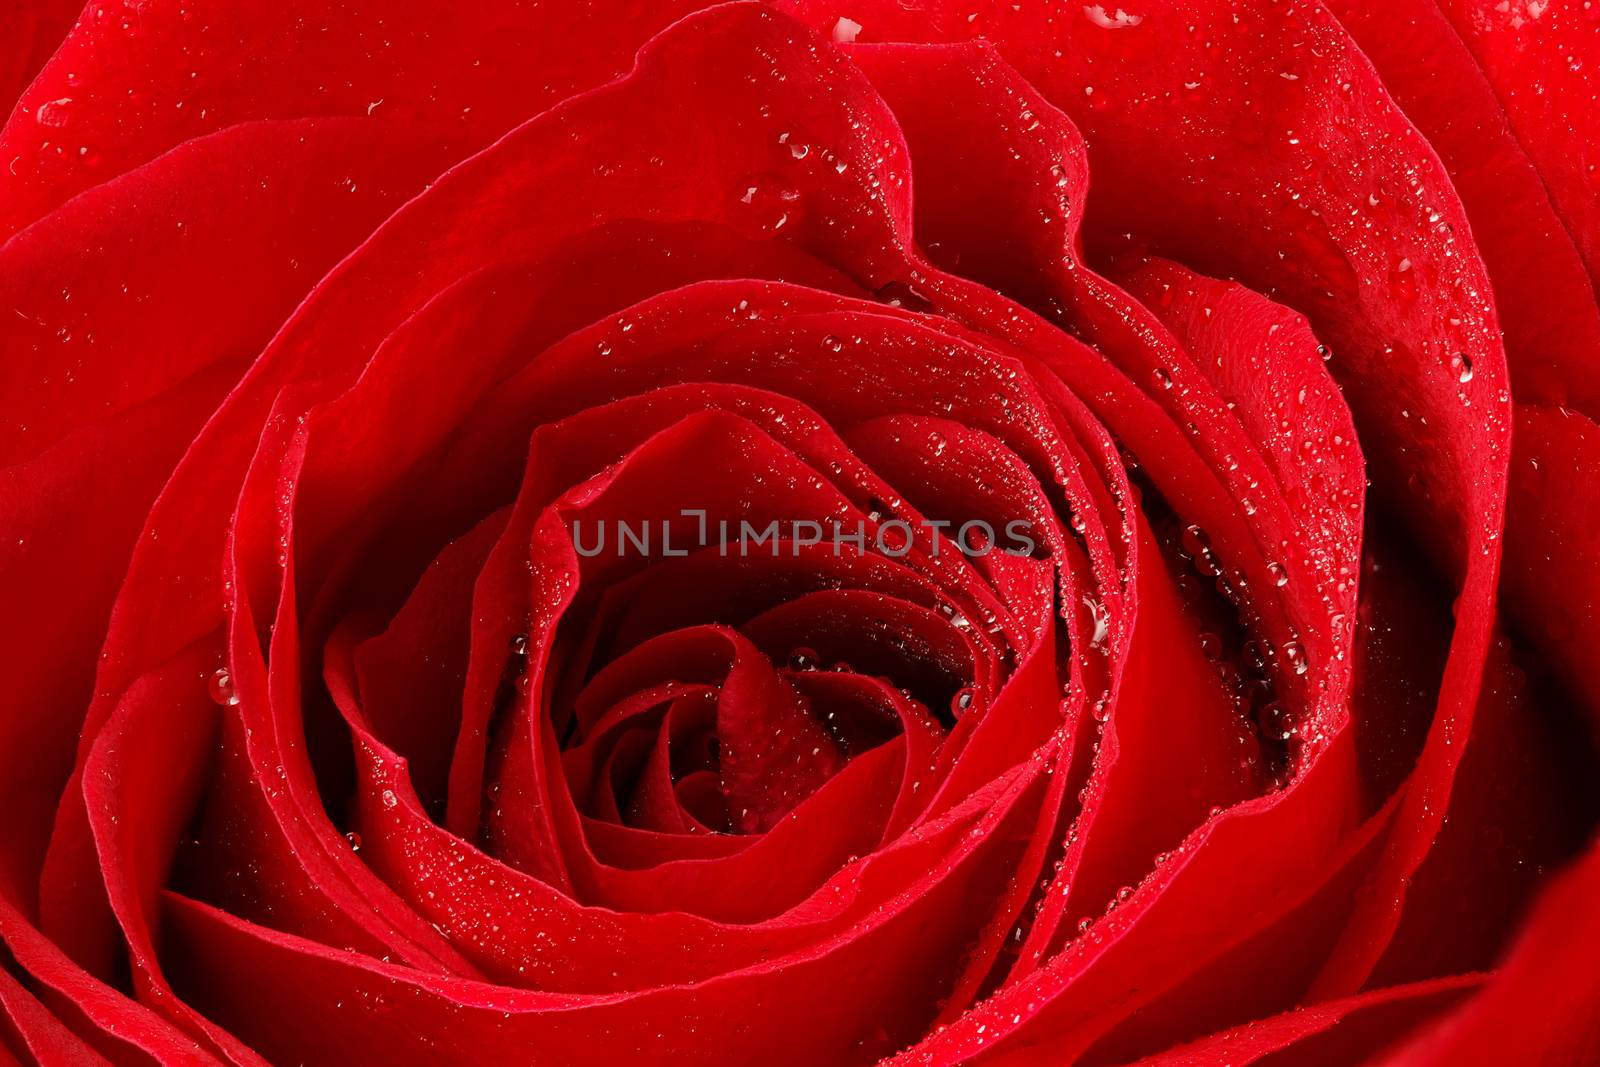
[{"left": 1, "top": 1, "right": 1597, "bottom": 1064}]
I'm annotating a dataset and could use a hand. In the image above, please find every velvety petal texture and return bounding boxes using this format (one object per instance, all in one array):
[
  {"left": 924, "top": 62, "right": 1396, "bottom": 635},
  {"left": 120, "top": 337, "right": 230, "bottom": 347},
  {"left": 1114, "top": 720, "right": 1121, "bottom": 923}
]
[{"left": 0, "top": 0, "right": 1595, "bottom": 1065}]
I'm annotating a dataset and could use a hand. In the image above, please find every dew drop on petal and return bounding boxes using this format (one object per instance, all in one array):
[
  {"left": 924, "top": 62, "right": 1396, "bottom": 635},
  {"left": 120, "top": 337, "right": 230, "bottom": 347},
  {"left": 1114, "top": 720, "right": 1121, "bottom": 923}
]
[
  {"left": 1083, "top": 4, "right": 1144, "bottom": 28},
  {"left": 1082, "top": 596, "right": 1111, "bottom": 648},
  {"left": 729, "top": 174, "right": 803, "bottom": 239},
  {"left": 36, "top": 97, "right": 72, "bottom": 128},
  {"left": 208, "top": 666, "right": 239, "bottom": 706}
]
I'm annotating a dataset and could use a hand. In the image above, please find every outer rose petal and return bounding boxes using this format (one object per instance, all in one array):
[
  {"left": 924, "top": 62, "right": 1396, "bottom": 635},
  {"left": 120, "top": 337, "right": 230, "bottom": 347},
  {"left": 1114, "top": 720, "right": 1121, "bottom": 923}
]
[
  {"left": 1500, "top": 404, "right": 1600, "bottom": 736},
  {"left": 1386, "top": 838, "right": 1600, "bottom": 1066},
  {"left": 1324, "top": 0, "right": 1600, "bottom": 415},
  {"left": 0, "top": 0, "right": 79, "bottom": 117},
  {"left": 0, "top": 116, "right": 465, "bottom": 886},
  {"left": 1359, "top": 626, "right": 1596, "bottom": 984},
  {"left": 1126, "top": 973, "right": 1481, "bottom": 1066},
  {"left": 1422, "top": 0, "right": 1600, "bottom": 295},
  {"left": 0, "top": 959, "right": 112, "bottom": 1066},
  {"left": 2, "top": 0, "right": 1593, "bottom": 1064},
  {"left": 0, "top": 0, "right": 711, "bottom": 238}
]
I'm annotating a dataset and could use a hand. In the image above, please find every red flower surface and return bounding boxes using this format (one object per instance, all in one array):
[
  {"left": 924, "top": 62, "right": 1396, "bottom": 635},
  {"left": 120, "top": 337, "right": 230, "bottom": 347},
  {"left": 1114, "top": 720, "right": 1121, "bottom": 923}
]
[{"left": 2, "top": 1, "right": 1597, "bottom": 1063}]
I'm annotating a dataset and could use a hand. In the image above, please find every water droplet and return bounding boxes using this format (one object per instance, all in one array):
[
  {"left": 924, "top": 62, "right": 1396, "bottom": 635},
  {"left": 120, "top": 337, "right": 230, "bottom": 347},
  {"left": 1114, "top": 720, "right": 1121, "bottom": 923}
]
[
  {"left": 788, "top": 647, "right": 819, "bottom": 671},
  {"left": 729, "top": 173, "right": 803, "bottom": 239},
  {"left": 952, "top": 686, "right": 978, "bottom": 717},
  {"left": 1451, "top": 351, "right": 1474, "bottom": 383},
  {"left": 1259, "top": 701, "right": 1291, "bottom": 740},
  {"left": 1389, "top": 255, "right": 1418, "bottom": 303},
  {"left": 208, "top": 667, "right": 239, "bottom": 706},
  {"left": 1083, "top": 4, "right": 1144, "bottom": 28},
  {"left": 776, "top": 131, "right": 811, "bottom": 161},
  {"left": 873, "top": 280, "right": 932, "bottom": 311},
  {"left": 1083, "top": 596, "right": 1111, "bottom": 648},
  {"left": 344, "top": 831, "right": 363, "bottom": 852},
  {"left": 1268, "top": 561, "right": 1289, "bottom": 587},
  {"left": 36, "top": 98, "right": 72, "bottom": 128}
]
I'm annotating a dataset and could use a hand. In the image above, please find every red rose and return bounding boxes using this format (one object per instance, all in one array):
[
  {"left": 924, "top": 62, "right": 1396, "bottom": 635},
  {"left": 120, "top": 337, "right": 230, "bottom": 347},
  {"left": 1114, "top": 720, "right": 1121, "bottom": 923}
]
[{"left": 2, "top": 0, "right": 1597, "bottom": 1063}]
